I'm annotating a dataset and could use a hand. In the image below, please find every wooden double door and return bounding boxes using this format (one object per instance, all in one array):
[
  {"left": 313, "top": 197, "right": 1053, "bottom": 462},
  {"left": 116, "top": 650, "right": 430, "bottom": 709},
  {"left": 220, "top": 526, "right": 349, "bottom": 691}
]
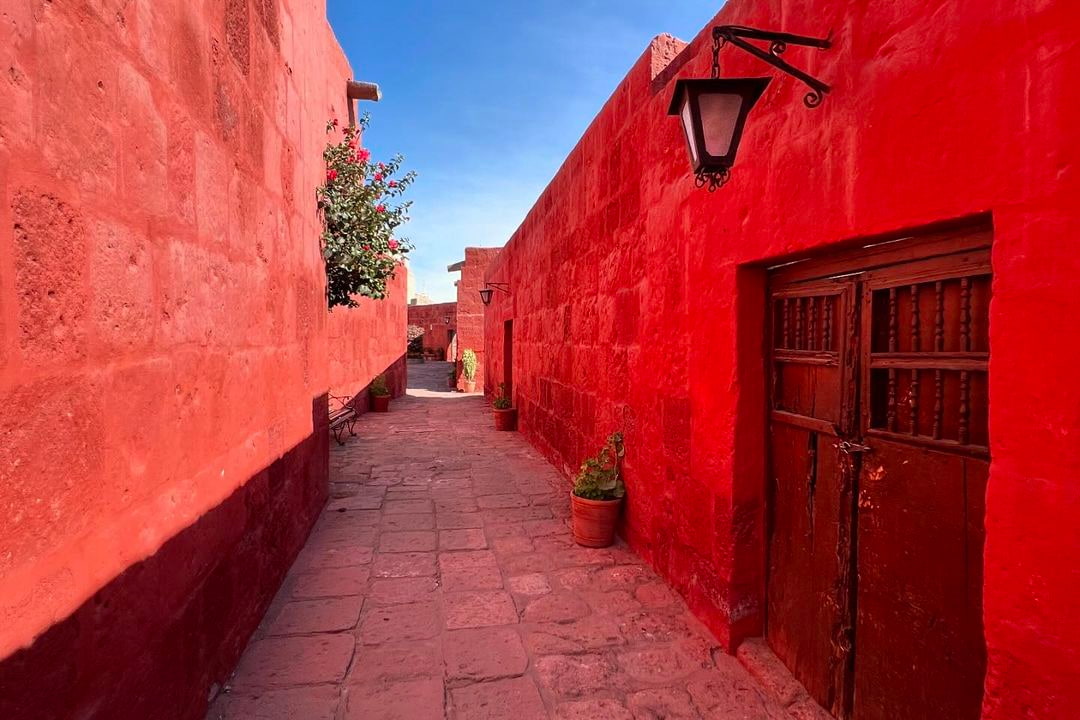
[{"left": 766, "top": 229, "right": 991, "bottom": 720}]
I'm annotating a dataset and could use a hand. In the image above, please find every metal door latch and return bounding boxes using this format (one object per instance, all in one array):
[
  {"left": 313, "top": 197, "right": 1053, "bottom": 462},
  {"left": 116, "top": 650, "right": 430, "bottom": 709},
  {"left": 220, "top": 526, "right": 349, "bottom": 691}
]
[{"left": 836, "top": 440, "right": 873, "bottom": 454}]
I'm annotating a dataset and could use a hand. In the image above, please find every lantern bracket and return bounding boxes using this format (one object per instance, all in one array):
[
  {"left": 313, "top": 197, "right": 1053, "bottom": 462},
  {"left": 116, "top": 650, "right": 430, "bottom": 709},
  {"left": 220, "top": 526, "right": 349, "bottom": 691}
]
[
  {"left": 712, "top": 25, "right": 832, "bottom": 108},
  {"left": 479, "top": 282, "right": 510, "bottom": 306}
]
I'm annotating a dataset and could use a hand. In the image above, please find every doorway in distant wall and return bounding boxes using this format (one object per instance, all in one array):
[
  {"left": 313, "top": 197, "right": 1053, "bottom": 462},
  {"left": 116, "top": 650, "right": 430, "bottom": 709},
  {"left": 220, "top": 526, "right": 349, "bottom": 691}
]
[
  {"left": 765, "top": 225, "right": 991, "bottom": 720},
  {"left": 447, "top": 330, "right": 457, "bottom": 364},
  {"left": 503, "top": 320, "right": 513, "bottom": 399}
]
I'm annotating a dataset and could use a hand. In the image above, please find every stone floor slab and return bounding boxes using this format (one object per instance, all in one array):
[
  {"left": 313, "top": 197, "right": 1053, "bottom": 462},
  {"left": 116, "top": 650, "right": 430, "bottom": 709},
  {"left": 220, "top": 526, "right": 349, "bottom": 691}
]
[
  {"left": 358, "top": 601, "right": 440, "bottom": 644},
  {"left": 228, "top": 635, "right": 355, "bottom": 689},
  {"left": 443, "top": 590, "right": 519, "bottom": 629},
  {"left": 290, "top": 566, "right": 369, "bottom": 599},
  {"left": 444, "top": 627, "right": 528, "bottom": 682},
  {"left": 371, "top": 551, "right": 437, "bottom": 578},
  {"left": 209, "top": 362, "right": 800, "bottom": 720},
  {"left": 552, "top": 699, "right": 634, "bottom": 720},
  {"left": 381, "top": 513, "right": 436, "bottom": 531},
  {"left": 344, "top": 678, "right": 444, "bottom": 720},
  {"left": 208, "top": 686, "right": 340, "bottom": 720},
  {"left": 368, "top": 576, "right": 439, "bottom": 605},
  {"left": 379, "top": 530, "right": 438, "bottom": 552},
  {"left": 265, "top": 597, "right": 363, "bottom": 636},
  {"left": 348, "top": 641, "right": 443, "bottom": 684},
  {"left": 450, "top": 677, "right": 548, "bottom": 720},
  {"left": 508, "top": 572, "right": 552, "bottom": 596},
  {"left": 440, "top": 528, "right": 487, "bottom": 550}
]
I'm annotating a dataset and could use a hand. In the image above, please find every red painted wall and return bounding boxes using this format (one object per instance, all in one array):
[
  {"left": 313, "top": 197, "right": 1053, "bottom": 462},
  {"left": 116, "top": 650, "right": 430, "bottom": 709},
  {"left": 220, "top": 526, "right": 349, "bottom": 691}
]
[
  {"left": 0, "top": 0, "right": 403, "bottom": 717},
  {"left": 407, "top": 300, "right": 457, "bottom": 359},
  {"left": 484, "top": 3, "right": 1080, "bottom": 718},
  {"left": 455, "top": 246, "right": 501, "bottom": 391},
  {"left": 329, "top": 265, "right": 409, "bottom": 404}
]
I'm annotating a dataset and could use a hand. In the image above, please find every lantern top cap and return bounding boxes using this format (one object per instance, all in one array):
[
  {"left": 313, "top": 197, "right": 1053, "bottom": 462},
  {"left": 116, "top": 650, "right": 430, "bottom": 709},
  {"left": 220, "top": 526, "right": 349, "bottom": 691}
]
[{"left": 666, "top": 76, "right": 772, "bottom": 116}]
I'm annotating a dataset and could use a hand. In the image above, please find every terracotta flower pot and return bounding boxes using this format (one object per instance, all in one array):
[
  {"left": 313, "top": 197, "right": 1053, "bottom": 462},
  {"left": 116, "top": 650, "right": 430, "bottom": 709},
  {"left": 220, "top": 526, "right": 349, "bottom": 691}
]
[
  {"left": 493, "top": 407, "right": 517, "bottom": 431},
  {"left": 463, "top": 379, "right": 476, "bottom": 393},
  {"left": 371, "top": 394, "right": 390, "bottom": 412},
  {"left": 570, "top": 491, "right": 621, "bottom": 548}
]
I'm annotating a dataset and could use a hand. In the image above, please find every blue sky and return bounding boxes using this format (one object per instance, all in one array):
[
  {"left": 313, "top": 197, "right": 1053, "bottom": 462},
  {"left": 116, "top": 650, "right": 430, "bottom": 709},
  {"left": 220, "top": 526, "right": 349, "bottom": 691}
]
[{"left": 327, "top": 1, "right": 722, "bottom": 302}]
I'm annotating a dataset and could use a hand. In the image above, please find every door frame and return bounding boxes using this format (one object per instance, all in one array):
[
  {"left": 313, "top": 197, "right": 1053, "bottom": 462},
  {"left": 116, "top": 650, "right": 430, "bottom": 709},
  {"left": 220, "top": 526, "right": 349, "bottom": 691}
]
[
  {"left": 503, "top": 319, "right": 514, "bottom": 400},
  {"left": 763, "top": 220, "right": 993, "bottom": 719}
]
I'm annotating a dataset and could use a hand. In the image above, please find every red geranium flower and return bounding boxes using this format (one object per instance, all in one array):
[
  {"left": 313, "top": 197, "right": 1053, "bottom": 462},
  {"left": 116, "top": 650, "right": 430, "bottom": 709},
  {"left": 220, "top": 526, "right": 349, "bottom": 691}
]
[
  {"left": 376, "top": 204, "right": 386, "bottom": 213},
  {"left": 388, "top": 239, "right": 399, "bottom": 250},
  {"left": 374, "top": 173, "right": 383, "bottom": 182},
  {"left": 326, "top": 169, "right": 338, "bottom": 181},
  {"left": 388, "top": 180, "right": 398, "bottom": 188},
  {"left": 357, "top": 148, "right": 371, "bottom": 163}
]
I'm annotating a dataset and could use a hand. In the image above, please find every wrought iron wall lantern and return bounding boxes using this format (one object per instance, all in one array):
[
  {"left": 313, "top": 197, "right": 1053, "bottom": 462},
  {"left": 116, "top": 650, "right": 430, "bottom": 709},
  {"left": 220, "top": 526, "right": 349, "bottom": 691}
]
[
  {"left": 668, "top": 25, "right": 832, "bottom": 191},
  {"left": 479, "top": 282, "right": 510, "bottom": 306}
]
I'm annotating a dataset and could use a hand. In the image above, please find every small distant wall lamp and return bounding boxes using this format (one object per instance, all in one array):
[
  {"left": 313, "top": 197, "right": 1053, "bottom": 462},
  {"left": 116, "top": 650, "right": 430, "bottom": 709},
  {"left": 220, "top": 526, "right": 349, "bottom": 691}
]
[
  {"left": 443, "top": 313, "right": 452, "bottom": 324},
  {"left": 668, "top": 25, "right": 832, "bottom": 191},
  {"left": 346, "top": 79, "right": 382, "bottom": 127},
  {"left": 479, "top": 283, "right": 510, "bottom": 306}
]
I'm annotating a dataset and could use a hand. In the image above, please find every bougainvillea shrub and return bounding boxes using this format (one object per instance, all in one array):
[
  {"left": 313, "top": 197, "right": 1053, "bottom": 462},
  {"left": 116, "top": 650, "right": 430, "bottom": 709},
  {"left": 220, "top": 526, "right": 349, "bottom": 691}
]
[{"left": 317, "top": 115, "right": 417, "bottom": 309}]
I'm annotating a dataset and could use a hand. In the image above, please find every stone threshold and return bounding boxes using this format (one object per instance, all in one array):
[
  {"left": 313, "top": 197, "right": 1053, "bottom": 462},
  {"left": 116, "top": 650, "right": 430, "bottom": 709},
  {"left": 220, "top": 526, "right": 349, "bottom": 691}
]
[{"left": 737, "top": 638, "right": 835, "bottom": 720}]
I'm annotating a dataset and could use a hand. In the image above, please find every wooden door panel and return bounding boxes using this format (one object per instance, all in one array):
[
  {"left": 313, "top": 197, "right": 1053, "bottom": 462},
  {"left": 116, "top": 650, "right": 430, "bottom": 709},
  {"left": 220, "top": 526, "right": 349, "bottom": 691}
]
[
  {"left": 767, "top": 282, "right": 856, "bottom": 718},
  {"left": 774, "top": 361, "right": 844, "bottom": 423},
  {"left": 767, "top": 230, "right": 991, "bottom": 720},
  {"left": 854, "top": 249, "right": 991, "bottom": 720},
  {"left": 767, "top": 422, "right": 850, "bottom": 715},
  {"left": 853, "top": 443, "right": 988, "bottom": 720},
  {"left": 503, "top": 320, "right": 514, "bottom": 398}
]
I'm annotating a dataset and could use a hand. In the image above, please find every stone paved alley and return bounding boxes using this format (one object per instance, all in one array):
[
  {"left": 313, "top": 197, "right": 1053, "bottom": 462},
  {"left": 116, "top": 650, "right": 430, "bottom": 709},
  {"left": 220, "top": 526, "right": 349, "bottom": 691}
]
[{"left": 207, "top": 362, "right": 803, "bottom": 719}]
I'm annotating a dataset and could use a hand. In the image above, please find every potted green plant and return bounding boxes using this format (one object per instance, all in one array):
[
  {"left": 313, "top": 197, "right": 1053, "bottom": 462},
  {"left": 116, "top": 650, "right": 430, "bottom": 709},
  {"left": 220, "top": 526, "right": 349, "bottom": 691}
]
[
  {"left": 369, "top": 374, "right": 391, "bottom": 412},
  {"left": 570, "top": 432, "right": 625, "bottom": 548},
  {"left": 461, "top": 349, "right": 478, "bottom": 393},
  {"left": 492, "top": 383, "right": 516, "bottom": 431}
]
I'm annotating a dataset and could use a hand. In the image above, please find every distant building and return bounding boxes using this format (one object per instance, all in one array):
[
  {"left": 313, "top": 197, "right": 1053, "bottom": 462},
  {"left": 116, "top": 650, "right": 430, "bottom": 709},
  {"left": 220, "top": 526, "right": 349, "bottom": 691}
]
[
  {"left": 409, "top": 292, "right": 433, "bottom": 306},
  {"left": 447, "top": 247, "right": 502, "bottom": 392}
]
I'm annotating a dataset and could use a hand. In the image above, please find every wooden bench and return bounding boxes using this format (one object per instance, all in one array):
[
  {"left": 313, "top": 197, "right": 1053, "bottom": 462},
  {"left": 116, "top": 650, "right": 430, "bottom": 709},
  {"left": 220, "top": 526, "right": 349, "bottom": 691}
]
[{"left": 328, "top": 394, "right": 358, "bottom": 445}]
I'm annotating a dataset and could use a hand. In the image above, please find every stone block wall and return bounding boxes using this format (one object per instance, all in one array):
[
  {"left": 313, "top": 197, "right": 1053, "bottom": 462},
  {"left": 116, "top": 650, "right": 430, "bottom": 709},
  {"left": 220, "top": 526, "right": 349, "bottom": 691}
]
[
  {"left": 454, "top": 246, "right": 501, "bottom": 391},
  {"left": 407, "top": 300, "right": 457, "bottom": 359},
  {"left": 0, "top": 1, "right": 403, "bottom": 717},
  {"left": 329, "top": 266, "right": 409, "bottom": 407},
  {"left": 484, "top": 3, "right": 1080, "bottom": 718}
]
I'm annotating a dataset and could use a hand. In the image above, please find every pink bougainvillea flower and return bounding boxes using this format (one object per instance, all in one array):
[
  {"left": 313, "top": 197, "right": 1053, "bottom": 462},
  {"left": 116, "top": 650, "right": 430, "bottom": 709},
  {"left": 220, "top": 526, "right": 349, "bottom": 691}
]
[
  {"left": 374, "top": 173, "right": 383, "bottom": 182},
  {"left": 388, "top": 180, "right": 398, "bottom": 188},
  {"left": 326, "top": 169, "right": 338, "bottom": 181},
  {"left": 376, "top": 204, "right": 386, "bottom": 213},
  {"left": 388, "top": 238, "right": 399, "bottom": 250}
]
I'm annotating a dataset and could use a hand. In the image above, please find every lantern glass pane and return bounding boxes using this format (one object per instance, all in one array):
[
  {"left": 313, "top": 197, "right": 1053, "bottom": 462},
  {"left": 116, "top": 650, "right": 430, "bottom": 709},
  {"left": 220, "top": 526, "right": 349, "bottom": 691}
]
[
  {"left": 699, "top": 91, "right": 744, "bottom": 157},
  {"left": 679, "top": 95, "right": 700, "bottom": 167}
]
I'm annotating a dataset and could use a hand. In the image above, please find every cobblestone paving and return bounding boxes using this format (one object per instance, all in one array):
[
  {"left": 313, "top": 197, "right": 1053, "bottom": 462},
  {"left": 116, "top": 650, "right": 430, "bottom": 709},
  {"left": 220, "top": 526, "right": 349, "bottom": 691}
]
[{"left": 207, "top": 362, "right": 793, "bottom": 719}]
